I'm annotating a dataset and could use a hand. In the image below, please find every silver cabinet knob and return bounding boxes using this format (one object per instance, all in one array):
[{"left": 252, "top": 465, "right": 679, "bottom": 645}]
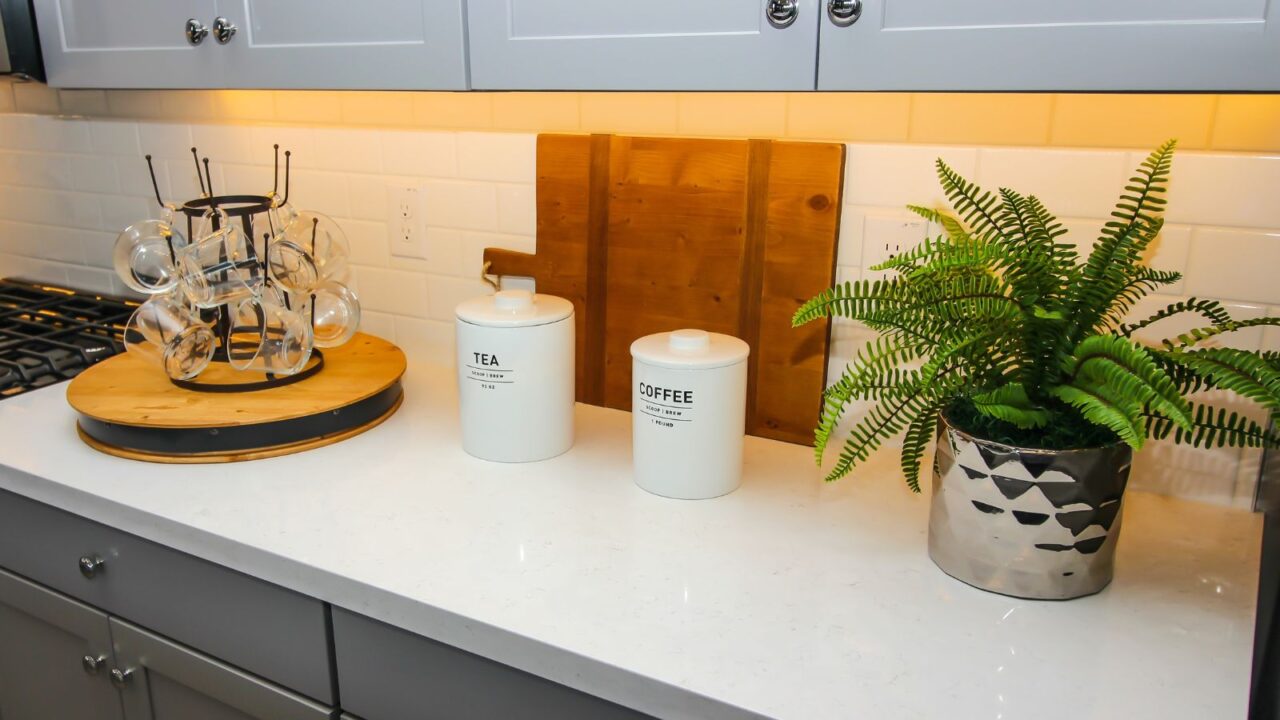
[
  {"left": 766, "top": 0, "right": 799, "bottom": 28},
  {"left": 185, "top": 18, "right": 209, "bottom": 45},
  {"left": 82, "top": 654, "right": 107, "bottom": 674},
  {"left": 213, "top": 17, "right": 237, "bottom": 44},
  {"left": 78, "top": 554, "right": 105, "bottom": 579},
  {"left": 109, "top": 667, "right": 134, "bottom": 688},
  {"left": 827, "top": 0, "right": 862, "bottom": 26}
]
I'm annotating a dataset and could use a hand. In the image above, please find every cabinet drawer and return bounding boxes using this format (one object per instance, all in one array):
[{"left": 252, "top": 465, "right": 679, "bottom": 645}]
[
  {"left": 333, "top": 607, "right": 651, "bottom": 720},
  {"left": 0, "top": 489, "right": 334, "bottom": 704}
]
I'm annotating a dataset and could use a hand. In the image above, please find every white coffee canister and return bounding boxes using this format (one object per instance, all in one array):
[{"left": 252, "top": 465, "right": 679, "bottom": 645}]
[
  {"left": 631, "top": 329, "right": 749, "bottom": 499},
  {"left": 455, "top": 290, "right": 575, "bottom": 462}
]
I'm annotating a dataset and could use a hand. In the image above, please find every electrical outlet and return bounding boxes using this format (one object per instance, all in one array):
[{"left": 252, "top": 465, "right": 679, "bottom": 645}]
[
  {"left": 388, "top": 184, "right": 427, "bottom": 259},
  {"left": 861, "top": 215, "right": 928, "bottom": 278}
]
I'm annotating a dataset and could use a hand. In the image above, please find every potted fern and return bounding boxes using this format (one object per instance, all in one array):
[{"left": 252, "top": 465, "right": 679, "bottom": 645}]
[{"left": 793, "top": 141, "right": 1280, "bottom": 600}]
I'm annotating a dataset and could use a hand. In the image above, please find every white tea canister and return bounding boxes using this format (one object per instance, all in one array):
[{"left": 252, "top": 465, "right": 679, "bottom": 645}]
[
  {"left": 455, "top": 290, "right": 574, "bottom": 463},
  {"left": 631, "top": 329, "right": 749, "bottom": 499}
]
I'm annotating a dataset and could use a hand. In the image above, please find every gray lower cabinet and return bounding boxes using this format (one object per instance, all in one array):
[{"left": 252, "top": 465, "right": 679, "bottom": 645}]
[
  {"left": 332, "top": 608, "right": 650, "bottom": 720},
  {"left": 0, "top": 568, "right": 123, "bottom": 720},
  {"left": 109, "top": 618, "right": 333, "bottom": 720}
]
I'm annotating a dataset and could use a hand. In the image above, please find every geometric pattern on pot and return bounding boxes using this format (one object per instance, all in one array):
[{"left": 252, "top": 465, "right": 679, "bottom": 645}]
[{"left": 927, "top": 421, "right": 1134, "bottom": 600}]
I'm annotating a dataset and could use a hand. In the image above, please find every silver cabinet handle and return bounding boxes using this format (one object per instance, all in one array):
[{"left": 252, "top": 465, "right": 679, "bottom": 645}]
[
  {"left": 766, "top": 0, "right": 799, "bottom": 28},
  {"left": 827, "top": 0, "right": 862, "bottom": 26},
  {"left": 110, "top": 667, "right": 134, "bottom": 688},
  {"left": 213, "top": 17, "right": 237, "bottom": 44},
  {"left": 82, "top": 654, "right": 107, "bottom": 674},
  {"left": 78, "top": 554, "right": 105, "bottom": 579},
  {"left": 185, "top": 18, "right": 209, "bottom": 45}
]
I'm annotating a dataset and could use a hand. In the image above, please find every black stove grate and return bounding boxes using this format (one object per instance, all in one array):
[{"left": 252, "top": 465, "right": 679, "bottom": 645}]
[{"left": 0, "top": 279, "right": 134, "bottom": 399}]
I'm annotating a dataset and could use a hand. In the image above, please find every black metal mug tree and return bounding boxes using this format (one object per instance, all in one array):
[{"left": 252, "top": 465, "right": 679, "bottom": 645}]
[{"left": 140, "top": 145, "right": 331, "bottom": 393}]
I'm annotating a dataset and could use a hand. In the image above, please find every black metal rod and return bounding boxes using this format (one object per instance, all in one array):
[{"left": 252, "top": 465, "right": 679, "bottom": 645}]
[
  {"left": 281, "top": 151, "right": 292, "bottom": 206},
  {"left": 190, "top": 147, "right": 206, "bottom": 196},
  {"left": 144, "top": 154, "right": 165, "bottom": 208},
  {"left": 273, "top": 144, "right": 280, "bottom": 196},
  {"left": 202, "top": 157, "right": 214, "bottom": 198}
]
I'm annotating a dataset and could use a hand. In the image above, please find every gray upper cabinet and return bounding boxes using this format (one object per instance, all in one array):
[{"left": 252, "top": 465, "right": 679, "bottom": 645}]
[
  {"left": 0, "top": 569, "right": 123, "bottom": 720},
  {"left": 817, "top": 0, "right": 1280, "bottom": 91},
  {"left": 32, "top": 0, "right": 222, "bottom": 88},
  {"left": 466, "top": 0, "right": 821, "bottom": 90},
  {"left": 34, "top": 0, "right": 468, "bottom": 89},
  {"left": 212, "top": 0, "right": 467, "bottom": 89}
]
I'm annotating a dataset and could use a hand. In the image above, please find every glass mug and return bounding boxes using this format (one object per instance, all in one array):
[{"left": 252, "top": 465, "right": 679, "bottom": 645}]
[
  {"left": 178, "top": 215, "right": 263, "bottom": 309},
  {"left": 123, "top": 294, "right": 215, "bottom": 381},
  {"left": 266, "top": 211, "right": 349, "bottom": 294},
  {"left": 113, "top": 213, "right": 187, "bottom": 295},
  {"left": 226, "top": 291, "right": 313, "bottom": 375},
  {"left": 305, "top": 281, "right": 361, "bottom": 348}
]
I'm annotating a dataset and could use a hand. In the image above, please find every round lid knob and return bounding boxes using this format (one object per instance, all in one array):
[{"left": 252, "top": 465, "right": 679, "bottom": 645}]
[
  {"left": 668, "top": 329, "right": 710, "bottom": 353},
  {"left": 493, "top": 289, "right": 534, "bottom": 312}
]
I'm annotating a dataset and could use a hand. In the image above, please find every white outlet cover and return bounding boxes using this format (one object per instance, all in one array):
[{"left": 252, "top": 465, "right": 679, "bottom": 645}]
[
  {"left": 388, "top": 184, "right": 427, "bottom": 260},
  {"left": 861, "top": 215, "right": 929, "bottom": 279}
]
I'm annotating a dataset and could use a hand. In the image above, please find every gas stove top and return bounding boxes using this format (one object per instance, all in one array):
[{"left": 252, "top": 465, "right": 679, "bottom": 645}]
[{"left": 0, "top": 279, "right": 134, "bottom": 399}]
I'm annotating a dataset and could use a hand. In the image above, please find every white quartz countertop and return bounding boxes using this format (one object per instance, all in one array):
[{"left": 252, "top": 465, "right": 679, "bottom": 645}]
[{"left": 0, "top": 362, "right": 1262, "bottom": 720}]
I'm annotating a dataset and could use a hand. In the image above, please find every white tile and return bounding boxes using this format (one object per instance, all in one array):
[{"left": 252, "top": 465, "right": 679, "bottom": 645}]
[
  {"left": 64, "top": 265, "right": 114, "bottom": 294},
  {"left": 456, "top": 132, "right": 536, "bottom": 183},
  {"left": 380, "top": 130, "right": 457, "bottom": 177},
  {"left": 32, "top": 116, "right": 92, "bottom": 154},
  {"left": 843, "top": 144, "right": 978, "bottom": 210},
  {"left": 3, "top": 153, "right": 71, "bottom": 190},
  {"left": 495, "top": 183, "right": 536, "bottom": 236},
  {"left": 190, "top": 124, "right": 258, "bottom": 166},
  {"left": 89, "top": 120, "right": 141, "bottom": 156},
  {"left": 309, "top": 128, "right": 382, "bottom": 174},
  {"left": 835, "top": 207, "right": 866, "bottom": 268},
  {"left": 1144, "top": 224, "right": 1191, "bottom": 294},
  {"left": 284, "top": 169, "right": 349, "bottom": 219},
  {"left": 352, "top": 266, "right": 429, "bottom": 318},
  {"left": 458, "top": 230, "right": 536, "bottom": 280},
  {"left": 1184, "top": 227, "right": 1280, "bottom": 305},
  {"left": 423, "top": 180, "right": 499, "bottom": 231},
  {"left": 426, "top": 275, "right": 492, "bottom": 322},
  {"left": 393, "top": 315, "right": 455, "bottom": 366},
  {"left": 358, "top": 310, "right": 396, "bottom": 341},
  {"left": 220, "top": 164, "right": 275, "bottom": 196},
  {"left": 137, "top": 123, "right": 193, "bottom": 159},
  {"left": 163, "top": 157, "right": 223, "bottom": 201},
  {"left": 250, "top": 126, "right": 314, "bottom": 170},
  {"left": 347, "top": 174, "right": 389, "bottom": 221},
  {"left": 0, "top": 187, "right": 101, "bottom": 230},
  {"left": 860, "top": 212, "right": 929, "bottom": 279},
  {"left": 0, "top": 115, "right": 36, "bottom": 150},
  {"left": 0, "top": 254, "right": 65, "bottom": 285},
  {"left": 80, "top": 231, "right": 116, "bottom": 269},
  {"left": 976, "top": 148, "right": 1128, "bottom": 219},
  {"left": 67, "top": 155, "right": 120, "bottom": 194},
  {"left": 116, "top": 156, "right": 170, "bottom": 202},
  {"left": 1124, "top": 294, "right": 1267, "bottom": 350},
  {"left": 1058, "top": 217, "right": 1105, "bottom": 257},
  {"left": 1158, "top": 152, "right": 1280, "bottom": 228},
  {"left": 0, "top": 220, "right": 84, "bottom": 264},
  {"left": 99, "top": 196, "right": 152, "bottom": 234},
  {"left": 343, "top": 219, "right": 390, "bottom": 267}
]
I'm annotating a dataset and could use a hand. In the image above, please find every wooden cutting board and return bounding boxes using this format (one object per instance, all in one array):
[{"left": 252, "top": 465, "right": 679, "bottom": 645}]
[{"left": 484, "top": 134, "right": 844, "bottom": 445}]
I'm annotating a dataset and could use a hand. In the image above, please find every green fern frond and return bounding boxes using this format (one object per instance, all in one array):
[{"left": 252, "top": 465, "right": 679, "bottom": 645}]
[
  {"left": 971, "top": 383, "right": 1052, "bottom": 429},
  {"left": 1158, "top": 347, "right": 1280, "bottom": 412},
  {"left": 1120, "top": 298, "right": 1233, "bottom": 338},
  {"left": 906, "top": 205, "right": 968, "bottom": 239},
  {"left": 1161, "top": 317, "right": 1280, "bottom": 350},
  {"left": 1065, "top": 334, "right": 1193, "bottom": 431},
  {"left": 901, "top": 404, "right": 944, "bottom": 492},
  {"left": 1148, "top": 403, "right": 1280, "bottom": 449},
  {"left": 1048, "top": 380, "right": 1146, "bottom": 448},
  {"left": 937, "top": 160, "right": 1004, "bottom": 243}
]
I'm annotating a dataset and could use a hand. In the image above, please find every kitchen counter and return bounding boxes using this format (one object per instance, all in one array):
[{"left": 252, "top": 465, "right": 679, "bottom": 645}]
[{"left": 0, "top": 362, "right": 1262, "bottom": 720}]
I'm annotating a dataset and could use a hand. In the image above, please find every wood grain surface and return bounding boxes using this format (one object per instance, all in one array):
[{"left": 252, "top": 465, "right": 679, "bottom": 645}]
[{"left": 485, "top": 134, "right": 844, "bottom": 445}]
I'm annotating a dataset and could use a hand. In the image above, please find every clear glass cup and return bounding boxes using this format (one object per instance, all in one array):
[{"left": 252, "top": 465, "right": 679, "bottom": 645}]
[
  {"left": 266, "top": 193, "right": 298, "bottom": 236},
  {"left": 226, "top": 292, "right": 313, "bottom": 375},
  {"left": 123, "top": 294, "right": 215, "bottom": 380},
  {"left": 113, "top": 218, "right": 187, "bottom": 294},
  {"left": 177, "top": 223, "right": 264, "bottom": 309},
  {"left": 306, "top": 281, "right": 361, "bottom": 348},
  {"left": 266, "top": 211, "right": 349, "bottom": 294}
]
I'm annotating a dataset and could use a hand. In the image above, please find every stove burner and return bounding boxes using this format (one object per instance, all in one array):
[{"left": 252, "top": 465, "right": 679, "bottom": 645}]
[{"left": 0, "top": 279, "right": 133, "bottom": 400}]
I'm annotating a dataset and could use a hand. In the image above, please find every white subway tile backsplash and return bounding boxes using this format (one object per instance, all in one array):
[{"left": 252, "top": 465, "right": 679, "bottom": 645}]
[
  {"left": 358, "top": 309, "right": 396, "bottom": 341},
  {"left": 63, "top": 265, "right": 113, "bottom": 294},
  {"left": 286, "top": 169, "right": 349, "bottom": 219},
  {"left": 137, "top": 123, "right": 193, "bottom": 158},
  {"left": 309, "top": 128, "right": 382, "bottom": 174},
  {"left": 393, "top": 316, "right": 454, "bottom": 366},
  {"left": 456, "top": 132, "right": 536, "bottom": 183},
  {"left": 115, "top": 155, "right": 169, "bottom": 200},
  {"left": 1185, "top": 227, "right": 1280, "bottom": 304},
  {"left": 219, "top": 164, "right": 275, "bottom": 196},
  {"left": 250, "top": 125, "right": 315, "bottom": 168},
  {"left": 1145, "top": 224, "right": 1191, "bottom": 294},
  {"left": 191, "top": 124, "right": 259, "bottom": 166},
  {"left": 379, "top": 130, "right": 457, "bottom": 178},
  {"left": 423, "top": 180, "right": 499, "bottom": 231},
  {"left": 1124, "top": 294, "right": 1267, "bottom": 350},
  {"left": 347, "top": 175, "right": 389, "bottom": 222},
  {"left": 1160, "top": 152, "right": 1280, "bottom": 228},
  {"left": 495, "top": 184, "right": 536, "bottom": 236},
  {"left": 353, "top": 266, "right": 429, "bottom": 318},
  {"left": 98, "top": 196, "right": 152, "bottom": 235},
  {"left": 343, "top": 219, "right": 391, "bottom": 268},
  {"left": 89, "top": 120, "right": 141, "bottom": 156},
  {"left": 426, "top": 275, "right": 491, "bottom": 323},
  {"left": 458, "top": 230, "right": 535, "bottom": 280},
  {"left": 976, "top": 148, "right": 1127, "bottom": 219},
  {"left": 68, "top": 155, "right": 121, "bottom": 194},
  {"left": 32, "top": 117, "right": 92, "bottom": 154},
  {"left": 844, "top": 145, "right": 978, "bottom": 210}
]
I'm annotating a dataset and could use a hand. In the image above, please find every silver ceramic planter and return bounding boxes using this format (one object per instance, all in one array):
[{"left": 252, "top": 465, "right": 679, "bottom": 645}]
[{"left": 927, "top": 415, "right": 1133, "bottom": 600}]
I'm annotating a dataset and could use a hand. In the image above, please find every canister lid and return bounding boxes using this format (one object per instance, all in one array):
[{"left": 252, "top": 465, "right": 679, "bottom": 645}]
[
  {"left": 455, "top": 290, "right": 574, "bottom": 328},
  {"left": 630, "top": 329, "right": 749, "bottom": 370}
]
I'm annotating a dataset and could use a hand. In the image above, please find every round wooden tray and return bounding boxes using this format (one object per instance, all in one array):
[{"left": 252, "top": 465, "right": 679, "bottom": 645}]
[{"left": 68, "top": 333, "right": 407, "bottom": 463}]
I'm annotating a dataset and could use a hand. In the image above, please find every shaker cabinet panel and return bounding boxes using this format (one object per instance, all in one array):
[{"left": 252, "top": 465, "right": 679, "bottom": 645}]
[
  {"left": 32, "top": 0, "right": 222, "bottom": 88},
  {"left": 467, "top": 0, "right": 821, "bottom": 90},
  {"left": 213, "top": 0, "right": 468, "bottom": 89},
  {"left": 817, "top": 0, "right": 1280, "bottom": 90},
  {"left": 109, "top": 618, "right": 333, "bottom": 720},
  {"left": 332, "top": 608, "right": 652, "bottom": 720},
  {"left": 0, "top": 568, "right": 123, "bottom": 720}
]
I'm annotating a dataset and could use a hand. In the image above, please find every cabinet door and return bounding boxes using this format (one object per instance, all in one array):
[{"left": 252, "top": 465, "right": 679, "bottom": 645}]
[
  {"left": 31, "top": 0, "right": 222, "bottom": 88},
  {"left": 468, "top": 0, "right": 820, "bottom": 90},
  {"left": 213, "top": 0, "right": 467, "bottom": 89},
  {"left": 109, "top": 619, "right": 332, "bottom": 720},
  {"left": 818, "top": 0, "right": 1280, "bottom": 91},
  {"left": 0, "top": 568, "right": 123, "bottom": 720}
]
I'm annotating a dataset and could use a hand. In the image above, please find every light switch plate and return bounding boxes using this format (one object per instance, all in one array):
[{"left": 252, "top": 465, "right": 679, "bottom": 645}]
[{"left": 388, "top": 184, "right": 427, "bottom": 259}]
